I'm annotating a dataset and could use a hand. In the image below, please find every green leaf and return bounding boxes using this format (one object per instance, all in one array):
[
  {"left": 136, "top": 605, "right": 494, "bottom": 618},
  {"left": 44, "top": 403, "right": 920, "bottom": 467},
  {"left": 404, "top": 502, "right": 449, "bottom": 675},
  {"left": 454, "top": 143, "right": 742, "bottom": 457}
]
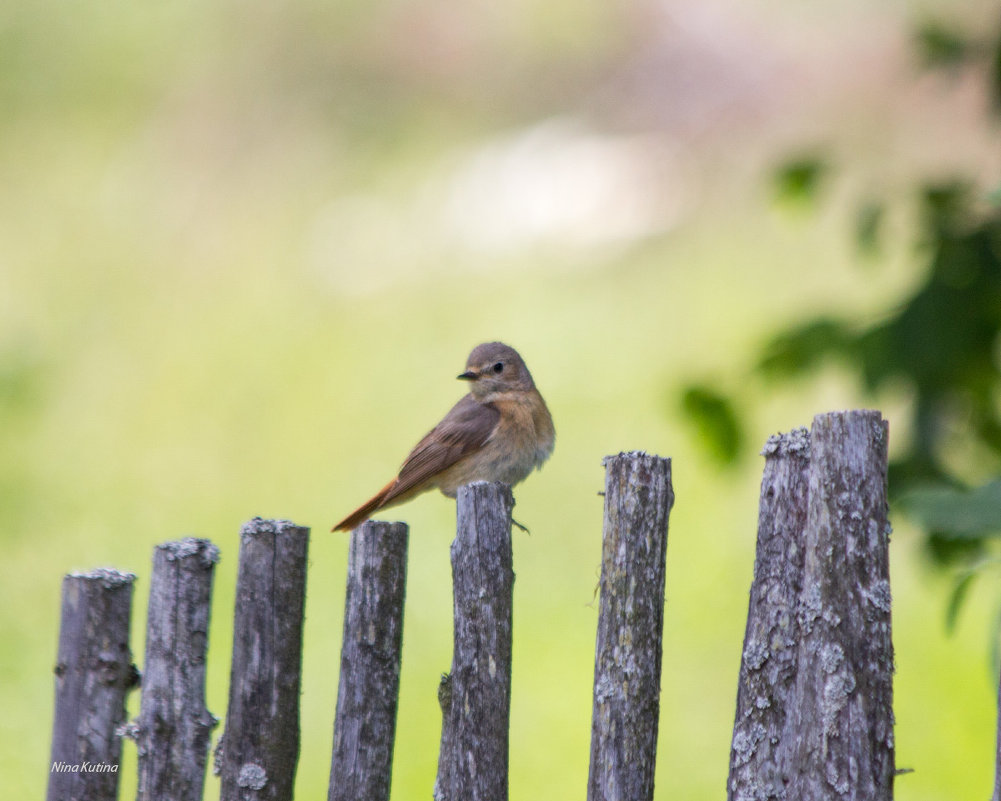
[
  {"left": 898, "top": 480, "right": 1001, "bottom": 539},
  {"left": 945, "top": 570, "right": 977, "bottom": 633},
  {"left": 756, "top": 319, "right": 853, "bottom": 377},
  {"left": 773, "top": 157, "right": 826, "bottom": 205},
  {"left": 679, "top": 385, "right": 743, "bottom": 466},
  {"left": 915, "top": 21, "right": 969, "bottom": 68},
  {"left": 991, "top": 600, "right": 1001, "bottom": 681},
  {"left": 921, "top": 181, "right": 971, "bottom": 236},
  {"left": 855, "top": 201, "right": 884, "bottom": 256}
]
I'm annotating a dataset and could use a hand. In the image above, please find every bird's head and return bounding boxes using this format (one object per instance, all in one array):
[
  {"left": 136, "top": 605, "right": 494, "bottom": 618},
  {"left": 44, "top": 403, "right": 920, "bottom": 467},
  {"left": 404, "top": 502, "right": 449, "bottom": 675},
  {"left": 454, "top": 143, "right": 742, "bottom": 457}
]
[{"left": 458, "top": 341, "right": 535, "bottom": 401}]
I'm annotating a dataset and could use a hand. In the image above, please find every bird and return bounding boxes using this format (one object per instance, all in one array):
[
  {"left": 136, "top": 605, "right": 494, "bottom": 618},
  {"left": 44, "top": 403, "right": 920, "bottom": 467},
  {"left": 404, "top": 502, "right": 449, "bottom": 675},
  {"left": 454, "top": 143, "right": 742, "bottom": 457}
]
[{"left": 332, "top": 341, "right": 555, "bottom": 531}]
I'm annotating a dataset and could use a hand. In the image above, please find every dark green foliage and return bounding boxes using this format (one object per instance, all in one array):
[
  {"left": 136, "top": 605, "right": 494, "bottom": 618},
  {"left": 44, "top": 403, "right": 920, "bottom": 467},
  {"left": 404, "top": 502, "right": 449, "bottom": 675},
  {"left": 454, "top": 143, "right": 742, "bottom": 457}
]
[
  {"left": 912, "top": 15, "right": 1001, "bottom": 111},
  {"left": 680, "top": 385, "right": 743, "bottom": 466},
  {"left": 756, "top": 319, "right": 855, "bottom": 378},
  {"left": 752, "top": 184, "right": 1001, "bottom": 568},
  {"left": 945, "top": 569, "right": 978, "bottom": 634},
  {"left": 855, "top": 201, "right": 884, "bottom": 256},
  {"left": 773, "top": 157, "right": 826, "bottom": 205},
  {"left": 915, "top": 21, "right": 969, "bottom": 68},
  {"left": 899, "top": 480, "right": 1001, "bottom": 540},
  {"left": 681, "top": 18, "right": 1001, "bottom": 626}
]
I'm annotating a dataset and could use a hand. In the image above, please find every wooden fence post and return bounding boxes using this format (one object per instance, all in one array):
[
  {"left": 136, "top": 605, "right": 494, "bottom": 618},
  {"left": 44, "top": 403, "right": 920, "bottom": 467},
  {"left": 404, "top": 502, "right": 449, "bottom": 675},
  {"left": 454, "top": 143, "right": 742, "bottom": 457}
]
[
  {"left": 434, "top": 481, "right": 515, "bottom": 801},
  {"left": 135, "top": 538, "right": 220, "bottom": 801},
  {"left": 728, "top": 428, "right": 811, "bottom": 800},
  {"left": 48, "top": 568, "right": 138, "bottom": 801},
  {"left": 587, "top": 451, "right": 674, "bottom": 801},
  {"left": 328, "top": 521, "right": 409, "bottom": 801},
  {"left": 779, "top": 410, "right": 894, "bottom": 799},
  {"left": 434, "top": 673, "right": 454, "bottom": 801},
  {"left": 219, "top": 518, "right": 309, "bottom": 801}
]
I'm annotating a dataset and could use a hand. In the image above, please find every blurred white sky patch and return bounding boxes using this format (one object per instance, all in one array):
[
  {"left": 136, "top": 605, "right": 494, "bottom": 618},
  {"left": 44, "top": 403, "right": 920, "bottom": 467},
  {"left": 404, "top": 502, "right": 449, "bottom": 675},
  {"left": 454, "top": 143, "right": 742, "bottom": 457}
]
[
  {"left": 306, "top": 193, "right": 419, "bottom": 296},
  {"left": 306, "top": 117, "right": 687, "bottom": 295},
  {"left": 437, "top": 118, "right": 685, "bottom": 254}
]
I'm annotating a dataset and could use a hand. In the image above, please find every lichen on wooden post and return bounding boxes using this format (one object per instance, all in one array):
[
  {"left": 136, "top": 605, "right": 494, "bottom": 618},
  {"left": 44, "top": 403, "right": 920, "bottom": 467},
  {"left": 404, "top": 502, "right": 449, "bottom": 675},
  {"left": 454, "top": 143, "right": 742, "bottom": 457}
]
[
  {"left": 434, "top": 481, "right": 514, "bottom": 801},
  {"left": 135, "top": 538, "right": 220, "bottom": 801},
  {"left": 219, "top": 518, "right": 309, "bottom": 801},
  {"left": 779, "top": 410, "right": 894, "bottom": 799},
  {"left": 433, "top": 673, "right": 454, "bottom": 801},
  {"left": 587, "top": 451, "right": 674, "bottom": 801},
  {"left": 328, "top": 520, "right": 409, "bottom": 801},
  {"left": 728, "top": 428, "right": 811, "bottom": 801},
  {"left": 48, "top": 568, "right": 138, "bottom": 801}
]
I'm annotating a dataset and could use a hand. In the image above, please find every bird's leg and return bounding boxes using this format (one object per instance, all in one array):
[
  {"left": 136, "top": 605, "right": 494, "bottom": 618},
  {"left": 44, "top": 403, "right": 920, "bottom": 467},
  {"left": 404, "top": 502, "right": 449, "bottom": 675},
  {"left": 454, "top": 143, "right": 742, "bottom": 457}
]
[{"left": 511, "top": 516, "right": 530, "bottom": 534}]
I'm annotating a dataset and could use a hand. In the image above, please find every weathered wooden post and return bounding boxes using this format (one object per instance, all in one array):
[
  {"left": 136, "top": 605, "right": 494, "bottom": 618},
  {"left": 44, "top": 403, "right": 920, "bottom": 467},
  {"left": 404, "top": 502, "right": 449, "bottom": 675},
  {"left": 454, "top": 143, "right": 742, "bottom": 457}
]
[
  {"left": 728, "top": 428, "right": 811, "bottom": 800},
  {"left": 218, "top": 518, "right": 309, "bottom": 801},
  {"left": 779, "top": 410, "right": 894, "bottom": 799},
  {"left": 434, "top": 481, "right": 515, "bottom": 801},
  {"left": 135, "top": 538, "right": 220, "bottom": 801},
  {"left": 587, "top": 452, "right": 674, "bottom": 801},
  {"left": 328, "top": 521, "right": 409, "bottom": 801},
  {"left": 434, "top": 673, "right": 455, "bottom": 801},
  {"left": 48, "top": 568, "right": 138, "bottom": 801}
]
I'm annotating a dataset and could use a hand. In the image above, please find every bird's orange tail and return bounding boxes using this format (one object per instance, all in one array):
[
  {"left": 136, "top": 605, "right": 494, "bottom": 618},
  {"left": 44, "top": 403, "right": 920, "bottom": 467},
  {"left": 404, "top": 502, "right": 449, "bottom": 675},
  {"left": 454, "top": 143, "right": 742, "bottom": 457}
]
[{"left": 332, "top": 479, "right": 397, "bottom": 532}]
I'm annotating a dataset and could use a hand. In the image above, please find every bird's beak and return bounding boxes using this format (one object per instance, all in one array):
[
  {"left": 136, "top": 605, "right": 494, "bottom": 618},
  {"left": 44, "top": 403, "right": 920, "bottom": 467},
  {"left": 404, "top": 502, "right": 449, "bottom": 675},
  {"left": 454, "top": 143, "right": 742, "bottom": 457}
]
[{"left": 457, "top": 370, "right": 478, "bottom": 381}]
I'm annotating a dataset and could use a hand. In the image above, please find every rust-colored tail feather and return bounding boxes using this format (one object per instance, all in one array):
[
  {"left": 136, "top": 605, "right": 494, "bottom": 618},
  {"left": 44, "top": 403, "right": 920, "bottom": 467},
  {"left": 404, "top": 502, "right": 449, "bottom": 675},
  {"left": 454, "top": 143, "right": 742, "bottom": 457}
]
[{"left": 332, "top": 479, "right": 397, "bottom": 532}]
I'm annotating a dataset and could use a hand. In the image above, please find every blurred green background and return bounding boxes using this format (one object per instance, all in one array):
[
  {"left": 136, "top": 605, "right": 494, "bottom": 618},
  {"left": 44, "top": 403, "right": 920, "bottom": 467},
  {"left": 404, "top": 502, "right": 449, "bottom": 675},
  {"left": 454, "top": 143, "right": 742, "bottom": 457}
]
[{"left": 3, "top": 0, "right": 999, "bottom": 799}]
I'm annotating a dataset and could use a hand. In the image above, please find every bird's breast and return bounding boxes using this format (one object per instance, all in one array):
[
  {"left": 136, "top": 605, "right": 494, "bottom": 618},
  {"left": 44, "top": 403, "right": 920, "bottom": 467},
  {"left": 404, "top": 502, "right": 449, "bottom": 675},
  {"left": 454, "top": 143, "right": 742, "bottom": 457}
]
[{"left": 436, "top": 390, "right": 553, "bottom": 495}]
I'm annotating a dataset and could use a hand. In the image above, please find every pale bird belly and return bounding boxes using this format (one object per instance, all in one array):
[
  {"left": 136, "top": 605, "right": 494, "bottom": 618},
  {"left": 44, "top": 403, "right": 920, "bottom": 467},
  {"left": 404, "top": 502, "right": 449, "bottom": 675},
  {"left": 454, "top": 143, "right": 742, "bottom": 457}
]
[
  {"left": 436, "top": 400, "right": 553, "bottom": 497},
  {"left": 436, "top": 438, "right": 541, "bottom": 497}
]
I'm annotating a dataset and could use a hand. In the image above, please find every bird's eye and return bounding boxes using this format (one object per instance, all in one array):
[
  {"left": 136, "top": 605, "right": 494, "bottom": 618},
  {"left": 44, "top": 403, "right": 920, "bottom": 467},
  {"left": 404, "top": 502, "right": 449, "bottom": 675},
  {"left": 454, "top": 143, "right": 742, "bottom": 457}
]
[{"left": 493, "top": 362, "right": 504, "bottom": 373}]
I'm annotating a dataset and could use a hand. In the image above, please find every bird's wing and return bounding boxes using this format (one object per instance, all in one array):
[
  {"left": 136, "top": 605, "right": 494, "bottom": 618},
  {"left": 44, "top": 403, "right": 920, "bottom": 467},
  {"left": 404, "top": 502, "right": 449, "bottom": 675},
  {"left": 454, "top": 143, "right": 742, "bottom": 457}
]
[{"left": 380, "top": 394, "right": 500, "bottom": 506}]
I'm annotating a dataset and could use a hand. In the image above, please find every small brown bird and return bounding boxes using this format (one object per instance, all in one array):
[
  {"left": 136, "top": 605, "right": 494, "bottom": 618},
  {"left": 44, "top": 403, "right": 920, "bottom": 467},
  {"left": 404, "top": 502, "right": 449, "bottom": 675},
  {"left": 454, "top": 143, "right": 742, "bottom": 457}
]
[{"left": 332, "top": 342, "right": 555, "bottom": 531}]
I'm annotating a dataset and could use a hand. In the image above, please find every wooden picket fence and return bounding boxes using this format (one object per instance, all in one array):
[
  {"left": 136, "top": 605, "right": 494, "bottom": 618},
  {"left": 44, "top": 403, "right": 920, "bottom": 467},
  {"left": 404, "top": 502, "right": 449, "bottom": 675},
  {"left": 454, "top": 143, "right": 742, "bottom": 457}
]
[{"left": 46, "top": 410, "right": 965, "bottom": 801}]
